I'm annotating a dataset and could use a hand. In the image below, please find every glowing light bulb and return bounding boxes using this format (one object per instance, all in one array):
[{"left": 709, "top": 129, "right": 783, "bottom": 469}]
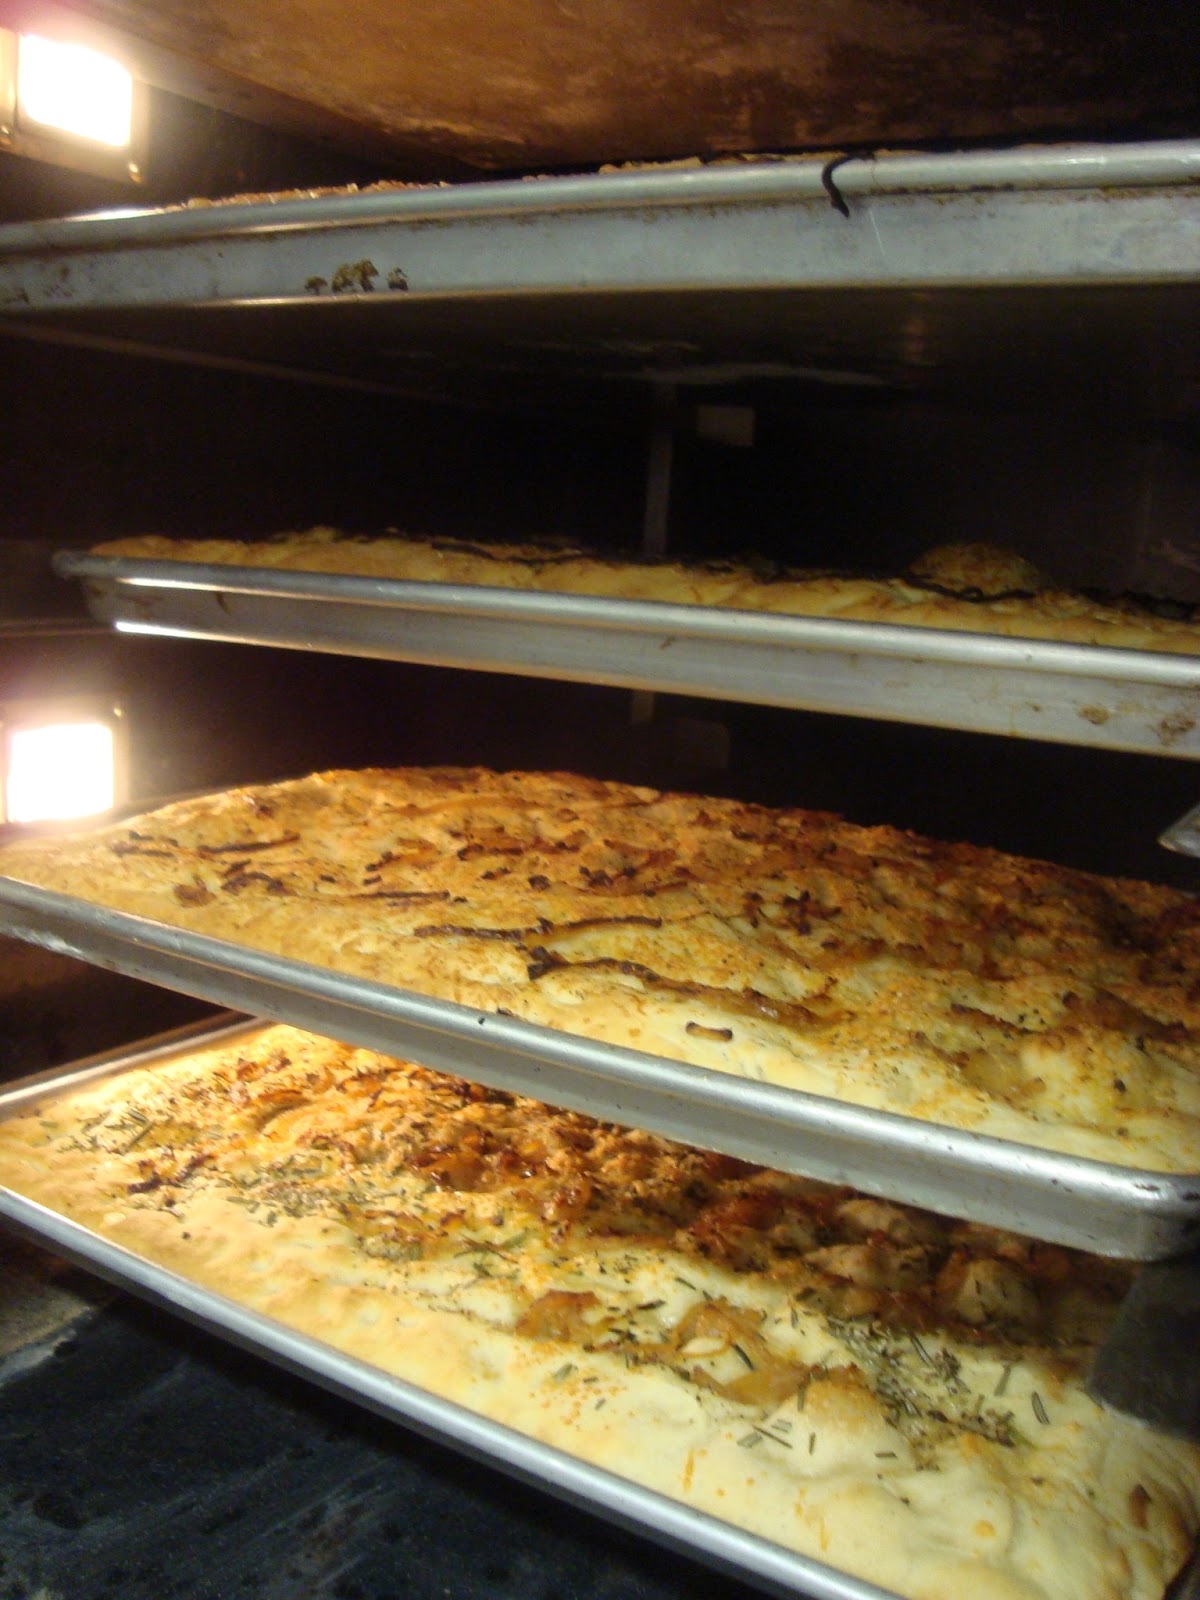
[
  {"left": 17, "top": 33, "right": 134, "bottom": 149},
  {"left": 6, "top": 722, "right": 116, "bottom": 823}
]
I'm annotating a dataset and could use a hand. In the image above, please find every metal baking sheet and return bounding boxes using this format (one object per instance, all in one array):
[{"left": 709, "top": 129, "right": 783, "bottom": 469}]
[
  {"left": 0, "top": 1023, "right": 895, "bottom": 1600},
  {"left": 0, "top": 144, "right": 1198, "bottom": 410},
  {"left": 3, "top": 1024, "right": 1200, "bottom": 1600},
  {"left": 0, "top": 877, "right": 1197, "bottom": 1260},
  {"left": 2, "top": 142, "right": 1199, "bottom": 308},
  {"left": 58, "top": 553, "right": 1200, "bottom": 757}
]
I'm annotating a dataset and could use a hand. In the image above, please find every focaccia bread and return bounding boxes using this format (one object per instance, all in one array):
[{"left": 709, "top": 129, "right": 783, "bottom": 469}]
[
  {"left": 90, "top": 529, "right": 1200, "bottom": 655},
  {"left": 2, "top": 766, "right": 1200, "bottom": 1173},
  {"left": 0, "top": 1022, "right": 1195, "bottom": 1600}
]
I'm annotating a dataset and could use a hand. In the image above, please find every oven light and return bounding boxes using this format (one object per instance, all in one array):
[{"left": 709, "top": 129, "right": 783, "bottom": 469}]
[
  {"left": 5, "top": 721, "right": 117, "bottom": 824},
  {"left": 16, "top": 33, "right": 133, "bottom": 150}
]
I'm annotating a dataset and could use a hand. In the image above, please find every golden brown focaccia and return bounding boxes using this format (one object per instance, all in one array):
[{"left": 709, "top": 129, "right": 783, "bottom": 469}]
[
  {"left": 2, "top": 766, "right": 1200, "bottom": 1172},
  {"left": 0, "top": 1022, "right": 1194, "bottom": 1600},
  {"left": 90, "top": 529, "right": 1200, "bottom": 655}
]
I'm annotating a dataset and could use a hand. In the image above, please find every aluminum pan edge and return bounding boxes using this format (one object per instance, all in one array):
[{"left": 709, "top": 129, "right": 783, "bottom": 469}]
[
  {"left": 1, "top": 140, "right": 1200, "bottom": 257},
  {"left": 0, "top": 1187, "right": 890, "bottom": 1600},
  {"left": 59, "top": 554, "right": 1200, "bottom": 759},
  {"left": 57, "top": 553, "right": 1200, "bottom": 684},
  {"left": 0, "top": 876, "right": 1196, "bottom": 1260}
]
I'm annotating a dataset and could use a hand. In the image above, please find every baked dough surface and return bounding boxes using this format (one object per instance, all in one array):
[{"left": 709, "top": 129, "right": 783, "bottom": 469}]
[
  {"left": 91, "top": 529, "right": 1200, "bottom": 655},
  {"left": 0, "top": 1022, "right": 1196, "bottom": 1600},
  {"left": 2, "top": 766, "right": 1200, "bottom": 1173}
]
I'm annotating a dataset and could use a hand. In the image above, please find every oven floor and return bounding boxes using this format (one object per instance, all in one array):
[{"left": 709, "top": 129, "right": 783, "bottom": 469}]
[{"left": 0, "top": 1243, "right": 760, "bottom": 1600}]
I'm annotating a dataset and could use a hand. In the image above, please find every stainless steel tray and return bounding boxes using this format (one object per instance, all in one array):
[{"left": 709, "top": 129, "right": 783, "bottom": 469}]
[
  {"left": 1, "top": 143, "right": 1198, "bottom": 412},
  {"left": 0, "top": 1020, "right": 897, "bottom": 1600},
  {"left": 4, "top": 1023, "right": 1200, "bottom": 1600},
  {"left": 1, "top": 876, "right": 1198, "bottom": 1260},
  {"left": 0, "top": 143, "right": 1197, "bottom": 310},
  {"left": 58, "top": 553, "right": 1200, "bottom": 757}
]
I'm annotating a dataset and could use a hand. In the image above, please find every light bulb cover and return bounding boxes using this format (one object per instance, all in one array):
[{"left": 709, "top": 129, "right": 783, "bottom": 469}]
[
  {"left": 0, "top": 26, "right": 146, "bottom": 181},
  {"left": 1, "top": 698, "right": 129, "bottom": 826}
]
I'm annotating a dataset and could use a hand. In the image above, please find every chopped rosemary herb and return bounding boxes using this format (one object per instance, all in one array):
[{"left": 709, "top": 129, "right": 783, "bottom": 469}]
[{"left": 753, "top": 1426, "right": 792, "bottom": 1450}]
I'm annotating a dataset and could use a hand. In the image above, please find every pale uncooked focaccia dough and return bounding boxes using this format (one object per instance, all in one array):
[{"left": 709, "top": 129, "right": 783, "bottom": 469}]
[
  {"left": 90, "top": 529, "right": 1200, "bottom": 655},
  {"left": 2, "top": 766, "right": 1200, "bottom": 1173},
  {"left": 0, "top": 1022, "right": 1195, "bottom": 1600}
]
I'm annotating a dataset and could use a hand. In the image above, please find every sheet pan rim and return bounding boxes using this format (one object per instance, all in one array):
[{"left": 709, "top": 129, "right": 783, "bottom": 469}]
[
  {"left": 1, "top": 878, "right": 1197, "bottom": 1259},
  {"left": 2, "top": 138, "right": 1199, "bottom": 259},
  {"left": 56, "top": 552, "right": 1200, "bottom": 685}
]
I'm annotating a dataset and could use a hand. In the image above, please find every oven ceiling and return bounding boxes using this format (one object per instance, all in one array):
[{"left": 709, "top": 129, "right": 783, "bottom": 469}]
[{"left": 5, "top": 0, "right": 1200, "bottom": 174}]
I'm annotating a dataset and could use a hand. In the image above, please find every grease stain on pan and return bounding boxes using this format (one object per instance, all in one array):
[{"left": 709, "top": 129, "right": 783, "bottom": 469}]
[
  {"left": 330, "top": 260, "right": 379, "bottom": 293},
  {"left": 1159, "top": 712, "right": 1198, "bottom": 746}
]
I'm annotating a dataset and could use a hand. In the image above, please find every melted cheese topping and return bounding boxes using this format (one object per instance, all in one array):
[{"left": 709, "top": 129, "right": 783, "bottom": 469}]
[
  {"left": 0, "top": 1024, "right": 1194, "bottom": 1600},
  {"left": 91, "top": 530, "right": 1200, "bottom": 655},
  {"left": 2, "top": 766, "right": 1199, "bottom": 1172}
]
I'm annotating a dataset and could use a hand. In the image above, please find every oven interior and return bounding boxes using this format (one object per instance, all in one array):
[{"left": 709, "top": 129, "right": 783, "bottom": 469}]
[{"left": 2, "top": 14, "right": 1200, "bottom": 1597}]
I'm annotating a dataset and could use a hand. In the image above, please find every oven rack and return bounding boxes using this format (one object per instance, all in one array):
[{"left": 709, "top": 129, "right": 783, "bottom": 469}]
[{"left": 5, "top": 135, "right": 1200, "bottom": 1600}]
